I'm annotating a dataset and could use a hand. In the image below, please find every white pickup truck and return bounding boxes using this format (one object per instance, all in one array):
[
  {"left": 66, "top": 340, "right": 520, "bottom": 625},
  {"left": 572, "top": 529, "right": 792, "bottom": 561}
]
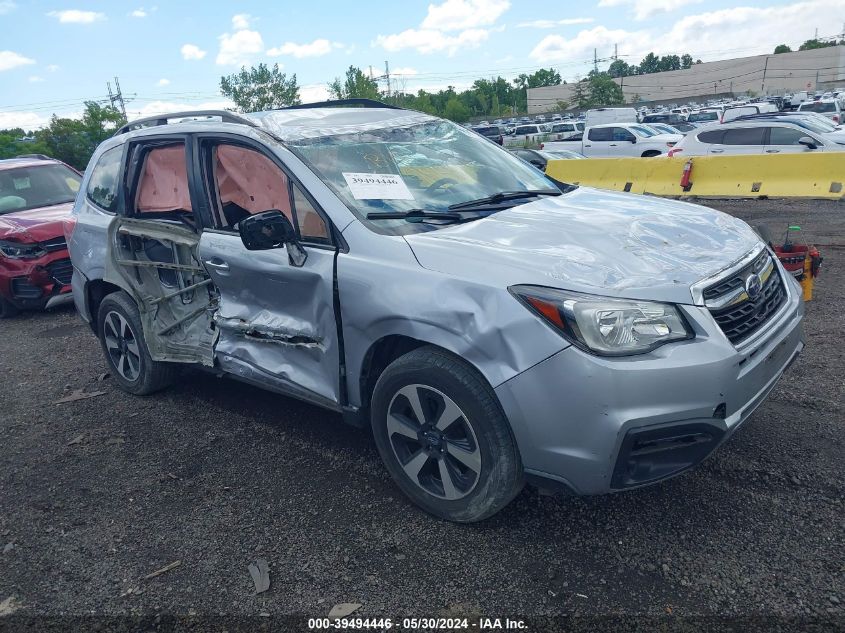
[{"left": 542, "top": 122, "right": 682, "bottom": 158}]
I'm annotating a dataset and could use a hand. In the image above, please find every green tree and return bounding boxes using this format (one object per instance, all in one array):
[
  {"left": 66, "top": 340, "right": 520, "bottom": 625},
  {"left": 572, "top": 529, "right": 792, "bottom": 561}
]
[
  {"left": 681, "top": 54, "right": 694, "bottom": 69},
  {"left": 587, "top": 73, "right": 624, "bottom": 106},
  {"left": 328, "top": 65, "right": 381, "bottom": 100},
  {"left": 798, "top": 38, "right": 841, "bottom": 50},
  {"left": 607, "top": 59, "right": 631, "bottom": 78},
  {"left": 774, "top": 44, "right": 792, "bottom": 54},
  {"left": 443, "top": 97, "right": 470, "bottom": 122},
  {"left": 220, "top": 63, "right": 300, "bottom": 112},
  {"left": 41, "top": 102, "right": 125, "bottom": 170},
  {"left": 571, "top": 78, "right": 591, "bottom": 109},
  {"left": 0, "top": 129, "right": 51, "bottom": 161},
  {"left": 639, "top": 52, "right": 660, "bottom": 74}
]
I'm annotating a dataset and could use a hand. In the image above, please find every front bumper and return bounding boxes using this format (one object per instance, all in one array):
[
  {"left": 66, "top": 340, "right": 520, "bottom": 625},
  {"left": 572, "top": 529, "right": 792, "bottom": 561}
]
[
  {"left": 0, "top": 251, "right": 73, "bottom": 310},
  {"left": 496, "top": 273, "right": 805, "bottom": 495}
]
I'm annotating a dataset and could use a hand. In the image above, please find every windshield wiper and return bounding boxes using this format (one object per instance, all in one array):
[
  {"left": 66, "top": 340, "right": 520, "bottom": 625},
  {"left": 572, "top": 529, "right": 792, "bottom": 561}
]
[
  {"left": 448, "top": 189, "right": 561, "bottom": 211},
  {"left": 366, "top": 209, "right": 466, "bottom": 223}
]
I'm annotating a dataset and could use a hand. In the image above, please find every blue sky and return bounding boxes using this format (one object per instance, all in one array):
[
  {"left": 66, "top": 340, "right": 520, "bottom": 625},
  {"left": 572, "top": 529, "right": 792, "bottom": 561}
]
[{"left": 0, "top": 0, "right": 841, "bottom": 128}]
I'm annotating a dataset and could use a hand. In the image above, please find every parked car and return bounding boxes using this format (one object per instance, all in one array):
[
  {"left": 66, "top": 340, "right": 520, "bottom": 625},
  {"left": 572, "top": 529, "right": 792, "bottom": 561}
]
[
  {"left": 646, "top": 122, "right": 696, "bottom": 135},
  {"left": 547, "top": 121, "right": 582, "bottom": 140},
  {"left": 0, "top": 156, "right": 81, "bottom": 318},
  {"left": 687, "top": 110, "right": 722, "bottom": 125},
  {"left": 544, "top": 123, "right": 682, "bottom": 157},
  {"left": 641, "top": 113, "right": 686, "bottom": 125},
  {"left": 722, "top": 103, "right": 779, "bottom": 122},
  {"left": 727, "top": 112, "right": 845, "bottom": 145},
  {"left": 584, "top": 107, "right": 638, "bottom": 127},
  {"left": 472, "top": 125, "right": 504, "bottom": 145},
  {"left": 797, "top": 99, "right": 842, "bottom": 124},
  {"left": 508, "top": 148, "right": 584, "bottom": 170},
  {"left": 69, "top": 103, "right": 804, "bottom": 522},
  {"left": 667, "top": 120, "right": 844, "bottom": 156}
]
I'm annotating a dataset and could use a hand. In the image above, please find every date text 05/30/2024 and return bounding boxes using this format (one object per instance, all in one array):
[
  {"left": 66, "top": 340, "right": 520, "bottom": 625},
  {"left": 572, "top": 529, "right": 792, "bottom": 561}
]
[{"left": 307, "top": 617, "right": 527, "bottom": 630}]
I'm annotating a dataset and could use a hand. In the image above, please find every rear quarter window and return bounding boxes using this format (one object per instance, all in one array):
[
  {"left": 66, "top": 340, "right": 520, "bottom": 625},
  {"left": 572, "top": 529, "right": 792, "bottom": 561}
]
[
  {"left": 86, "top": 146, "right": 123, "bottom": 212},
  {"left": 697, "top": 130, "right": 726, "bottom": 144}
]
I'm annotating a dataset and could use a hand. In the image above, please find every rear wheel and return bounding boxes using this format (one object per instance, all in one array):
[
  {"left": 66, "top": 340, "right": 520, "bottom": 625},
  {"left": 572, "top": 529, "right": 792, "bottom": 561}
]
[
  {"left": 97, "top": 291, "right": 179, "bottom": 395},
  {"left": 0, "top": 297, "right": 19, "bottom": 319},
  {"left": 371, "top": 346, "right": 524, "bottom": 522}
]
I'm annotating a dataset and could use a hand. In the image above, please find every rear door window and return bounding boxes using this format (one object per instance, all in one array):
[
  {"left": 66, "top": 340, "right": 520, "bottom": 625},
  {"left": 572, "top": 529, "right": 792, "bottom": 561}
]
[
  {"left": 588, "top": 127, "right": 613, "bottom": 141},
  {"left": 721, "top": 128, "right": 766, "bottom": 145}
]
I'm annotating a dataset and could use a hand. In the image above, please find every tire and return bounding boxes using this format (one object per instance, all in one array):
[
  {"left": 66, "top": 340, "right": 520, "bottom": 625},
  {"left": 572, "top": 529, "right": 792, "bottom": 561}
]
[
  {"left": 371, "top": 346, "right": 524, "bottom": 522},
  {"left": 96, "top": 291, "right": 179, "bottom": 395},
  {"left": 641, "top": 150, "right": 662, "bottom": 158},
  {"left": 0, "top": 296, "right": 19, "bottom": 319}
]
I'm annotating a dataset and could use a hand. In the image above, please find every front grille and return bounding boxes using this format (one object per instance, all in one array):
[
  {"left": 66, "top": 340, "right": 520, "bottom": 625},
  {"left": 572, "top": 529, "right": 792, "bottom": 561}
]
[
  {"left": 47, "top": 258, "right": 73, "bottom": 286},
  {"left": 41, "top": 236, "right": 67, "bottom": 252},
  {"left": 704, "top": 251, "right": 787, "bottom": 345},
  {"left": 11, "top": 277, "right": 42, "bottom": 300}
]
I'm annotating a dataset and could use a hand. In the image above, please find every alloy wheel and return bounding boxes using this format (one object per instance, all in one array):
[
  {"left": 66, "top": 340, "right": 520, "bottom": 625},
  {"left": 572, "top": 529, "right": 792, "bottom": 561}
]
[
  {"left": 103, "top": 310, "right": 142, "bottom": 382},
  {"left": 386, "top": 384, "right": 481, "bottom": 500}
]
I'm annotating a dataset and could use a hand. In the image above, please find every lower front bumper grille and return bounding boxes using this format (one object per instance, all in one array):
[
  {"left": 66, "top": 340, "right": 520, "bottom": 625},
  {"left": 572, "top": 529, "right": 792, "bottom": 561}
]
[
  {"left": 611, "top": 423, "right": 725, "bottom": 489},
  {"left": 47, "top": 258, "right": 73, "bottom": 286},
  {"left": 10, "top": 277, "right": 43, "bottom": 300}
]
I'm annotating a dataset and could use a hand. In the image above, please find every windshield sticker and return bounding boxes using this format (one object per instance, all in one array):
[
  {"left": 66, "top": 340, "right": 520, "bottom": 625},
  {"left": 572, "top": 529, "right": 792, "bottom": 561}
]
[
  {"left": 13, "top": 177, "right": 31, "bottom": 190},
  {"left": 342, "top": 173, "right": 414, "bottom": 200}
]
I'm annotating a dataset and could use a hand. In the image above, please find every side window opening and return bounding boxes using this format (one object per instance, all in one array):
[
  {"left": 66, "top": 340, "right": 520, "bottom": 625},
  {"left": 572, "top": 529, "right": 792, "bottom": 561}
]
[
  {"left": 134, "top": 144, "right": 192, "bottom": 217},
  {"left": 208, "top": 143, "right": 330, "bottom": 244}
]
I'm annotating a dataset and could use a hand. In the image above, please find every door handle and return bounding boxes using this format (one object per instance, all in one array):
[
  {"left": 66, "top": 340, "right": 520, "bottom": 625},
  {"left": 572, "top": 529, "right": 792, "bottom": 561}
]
[
  {"left": 204, "top": 259, "right": 229, "bottom": 271},
  {"left": 610, "top": 144, "right": 618, "bottom": 146},
  {"left": 765, "top": 149, "right": 780, "bottom": 153},
  {"left": 711, "top": 149, "right": 724, "bottom": 153}
]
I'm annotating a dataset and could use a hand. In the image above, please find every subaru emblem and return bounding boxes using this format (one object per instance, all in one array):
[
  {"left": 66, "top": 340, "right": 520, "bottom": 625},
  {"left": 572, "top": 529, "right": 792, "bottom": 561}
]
[{"left": 745, "top": 273, "right": 762, "bottom": 299}]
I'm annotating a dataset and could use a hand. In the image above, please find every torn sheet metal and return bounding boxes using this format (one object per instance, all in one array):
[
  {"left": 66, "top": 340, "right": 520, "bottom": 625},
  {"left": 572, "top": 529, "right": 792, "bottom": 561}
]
[
  {"left": 215, "top": 310, "right": 325, "bottom": 350},
  {"left": 104, "top": 218, "right": 216, "bottom": 365}
]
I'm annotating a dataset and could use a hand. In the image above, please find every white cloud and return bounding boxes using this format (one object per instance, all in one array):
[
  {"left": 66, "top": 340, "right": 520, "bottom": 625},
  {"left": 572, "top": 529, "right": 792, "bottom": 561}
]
[
  {"left": 0, "top": 111, "right": 50, "bottom": 130},
  {"left": 181, "top": 44, "right": 207, "bottom": 60},
  {"left": 216, "top": 28, "right": 264, "bottom": 65},
  {"left": 421, "top": 0, "right": 510, "bottom": 31},
  {"left": 46, "top": 64, "right": 60, "bottom": 72},
  {"left": 391, "top": 67, "right": 419, "bottom": 76},
  {"left": 129, "top": 100, "right": 234, "bottom": 119},
  {"left": 267, "top": 38, "right": 342, "bottom": 58},
  {"left": 156, "top": 78, "right": 170, "bottom": 86},
  {"left": 300, "top": 84, "right": 330, "bottom": 103},
  {"left": 0, "top": 1, "right": 17, "bottom": 15},
  {"left": 375, "top": 28, "right": 490, "bottom": 55},
  {"left": 0, "top": 50, "right": 35, "bottom": 71},
  {"left": 46, "top": 9, "right": 105, "bottom": 23},
  {"left": 130, "top": 8, "right": 146, "bottom": 17},
  {"left": 231, "top": 13, "right": 252, "bottom": 30},
  {"left": 530, "top": 0, "right": 844, "bottom": 66},
  {"left": 517, "top": 18, "right": 595, "bottom": 28},
  {"left": 28, "top": 75, "right": 44, "bottom": 82},
  {"left": 598, "top": 0, "right": 703, "bottom": 20}
]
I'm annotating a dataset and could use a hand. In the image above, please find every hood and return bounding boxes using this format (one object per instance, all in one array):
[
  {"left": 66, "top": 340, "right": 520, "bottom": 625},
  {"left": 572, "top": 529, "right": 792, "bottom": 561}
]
[
  {"left": 404, "top": 187, "right": 760, "bottom": 305},
  {"left": 0, "top": 202, "right": 73, "bottom": 243},
  {"left": 646, "top": 133, "right": 683, "bottom": 143}
]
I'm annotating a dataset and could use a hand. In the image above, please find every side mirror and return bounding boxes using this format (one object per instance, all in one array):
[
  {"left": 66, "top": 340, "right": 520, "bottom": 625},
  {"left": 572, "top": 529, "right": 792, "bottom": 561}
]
[
  {"left": 627, "top": 136, "right": 637, "bottom": 143},
  {"left": 798, "top": 136, "right": 818, "bottom": 150},
  {"left": 238, "top": 210, "right": 307, "bottom": 267}
]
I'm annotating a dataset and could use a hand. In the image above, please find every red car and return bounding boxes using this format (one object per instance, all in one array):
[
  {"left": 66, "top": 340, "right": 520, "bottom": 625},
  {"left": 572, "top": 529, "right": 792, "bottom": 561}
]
[{"left": 0, "top": 156, "right": 82, "bottom": 318}]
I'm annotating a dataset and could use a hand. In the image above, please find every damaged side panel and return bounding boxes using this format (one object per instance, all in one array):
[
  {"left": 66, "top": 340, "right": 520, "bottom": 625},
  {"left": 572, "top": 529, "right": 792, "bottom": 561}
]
[
  {"left": 104, "top": 218, "right": 217, "bottom": 365},
  {"left": 198, "top": 231, "right": 341, "bottom": 408}
]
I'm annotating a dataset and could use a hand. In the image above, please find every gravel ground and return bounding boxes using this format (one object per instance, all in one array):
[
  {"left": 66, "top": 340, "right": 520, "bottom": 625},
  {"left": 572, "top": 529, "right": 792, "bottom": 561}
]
[{"left": 0, "top": 198, "right": 843, "bottom": 631}]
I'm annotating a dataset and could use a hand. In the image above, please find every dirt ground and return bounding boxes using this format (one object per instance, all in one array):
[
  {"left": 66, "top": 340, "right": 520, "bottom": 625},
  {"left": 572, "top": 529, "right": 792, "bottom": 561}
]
[{"left": 0, "top": 198, "right": 842, "bottom": 631}]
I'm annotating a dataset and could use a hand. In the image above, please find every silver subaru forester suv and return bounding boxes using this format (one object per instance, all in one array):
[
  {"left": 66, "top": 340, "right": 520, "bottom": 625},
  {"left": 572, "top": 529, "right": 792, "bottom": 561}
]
[{"left": 68, "top": 102, "right": 804, "bottom": 522}]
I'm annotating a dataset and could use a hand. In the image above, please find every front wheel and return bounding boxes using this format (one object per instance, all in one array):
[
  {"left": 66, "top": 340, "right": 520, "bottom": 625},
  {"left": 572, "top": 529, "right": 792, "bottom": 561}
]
[
  {"left": 371, "top": 347, "right": 524, "bottom": 522},
  {"left": 0, "top": 296, "right": 19, "bottom": 319},
  {"left": 97, "top": 291, "right": 179, "bottom": 395}
]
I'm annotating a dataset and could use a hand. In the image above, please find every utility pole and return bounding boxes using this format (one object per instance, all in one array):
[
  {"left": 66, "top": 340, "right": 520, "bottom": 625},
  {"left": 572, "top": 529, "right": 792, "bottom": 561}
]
[
  {"left": 107, "top": 76, "right": 127, "bottom": 119},
  {"left": 593, "top": 48, "right": 598, "bottom": 74},
  {"left": 761, "top": 56, "right": 769, "bottom": 94},
  {"left": 384, "top": 61, "right": 391, "bottom": 98},
  {"left": 613, "top": 43, "right": 618, "bottom": 60}
]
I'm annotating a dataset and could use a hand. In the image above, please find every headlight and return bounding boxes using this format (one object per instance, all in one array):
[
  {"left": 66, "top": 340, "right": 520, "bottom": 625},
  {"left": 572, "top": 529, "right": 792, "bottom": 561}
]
[
  {"left": 0, "top": 240, "right": 46, "bottom": 259},
  {"left": 510, "top": 285, "right": 693, "bottom": 356}
]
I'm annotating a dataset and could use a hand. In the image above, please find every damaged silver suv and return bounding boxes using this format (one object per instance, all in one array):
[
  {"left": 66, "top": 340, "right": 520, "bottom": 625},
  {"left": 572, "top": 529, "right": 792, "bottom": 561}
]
[{"left": 68, "top": 101, "right": 804, "bottom": 522}]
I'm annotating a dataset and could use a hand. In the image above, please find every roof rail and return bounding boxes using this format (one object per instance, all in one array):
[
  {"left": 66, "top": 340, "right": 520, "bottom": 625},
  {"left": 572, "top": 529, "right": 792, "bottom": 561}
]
[
  {"left": 278, "top": 98, "right": 401, "bottom": 111},
  {"left": 15, "top": 153, "right": 52, "bottom": 160},
  {"left": 114, "top": 110, "right": 257, "bottom": 136}
]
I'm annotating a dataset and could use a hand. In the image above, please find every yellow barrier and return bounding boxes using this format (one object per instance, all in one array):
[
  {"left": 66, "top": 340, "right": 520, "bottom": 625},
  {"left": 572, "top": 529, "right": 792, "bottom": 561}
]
[{"left": 545, "top": 153, "right": 845, "bottom": 199}]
